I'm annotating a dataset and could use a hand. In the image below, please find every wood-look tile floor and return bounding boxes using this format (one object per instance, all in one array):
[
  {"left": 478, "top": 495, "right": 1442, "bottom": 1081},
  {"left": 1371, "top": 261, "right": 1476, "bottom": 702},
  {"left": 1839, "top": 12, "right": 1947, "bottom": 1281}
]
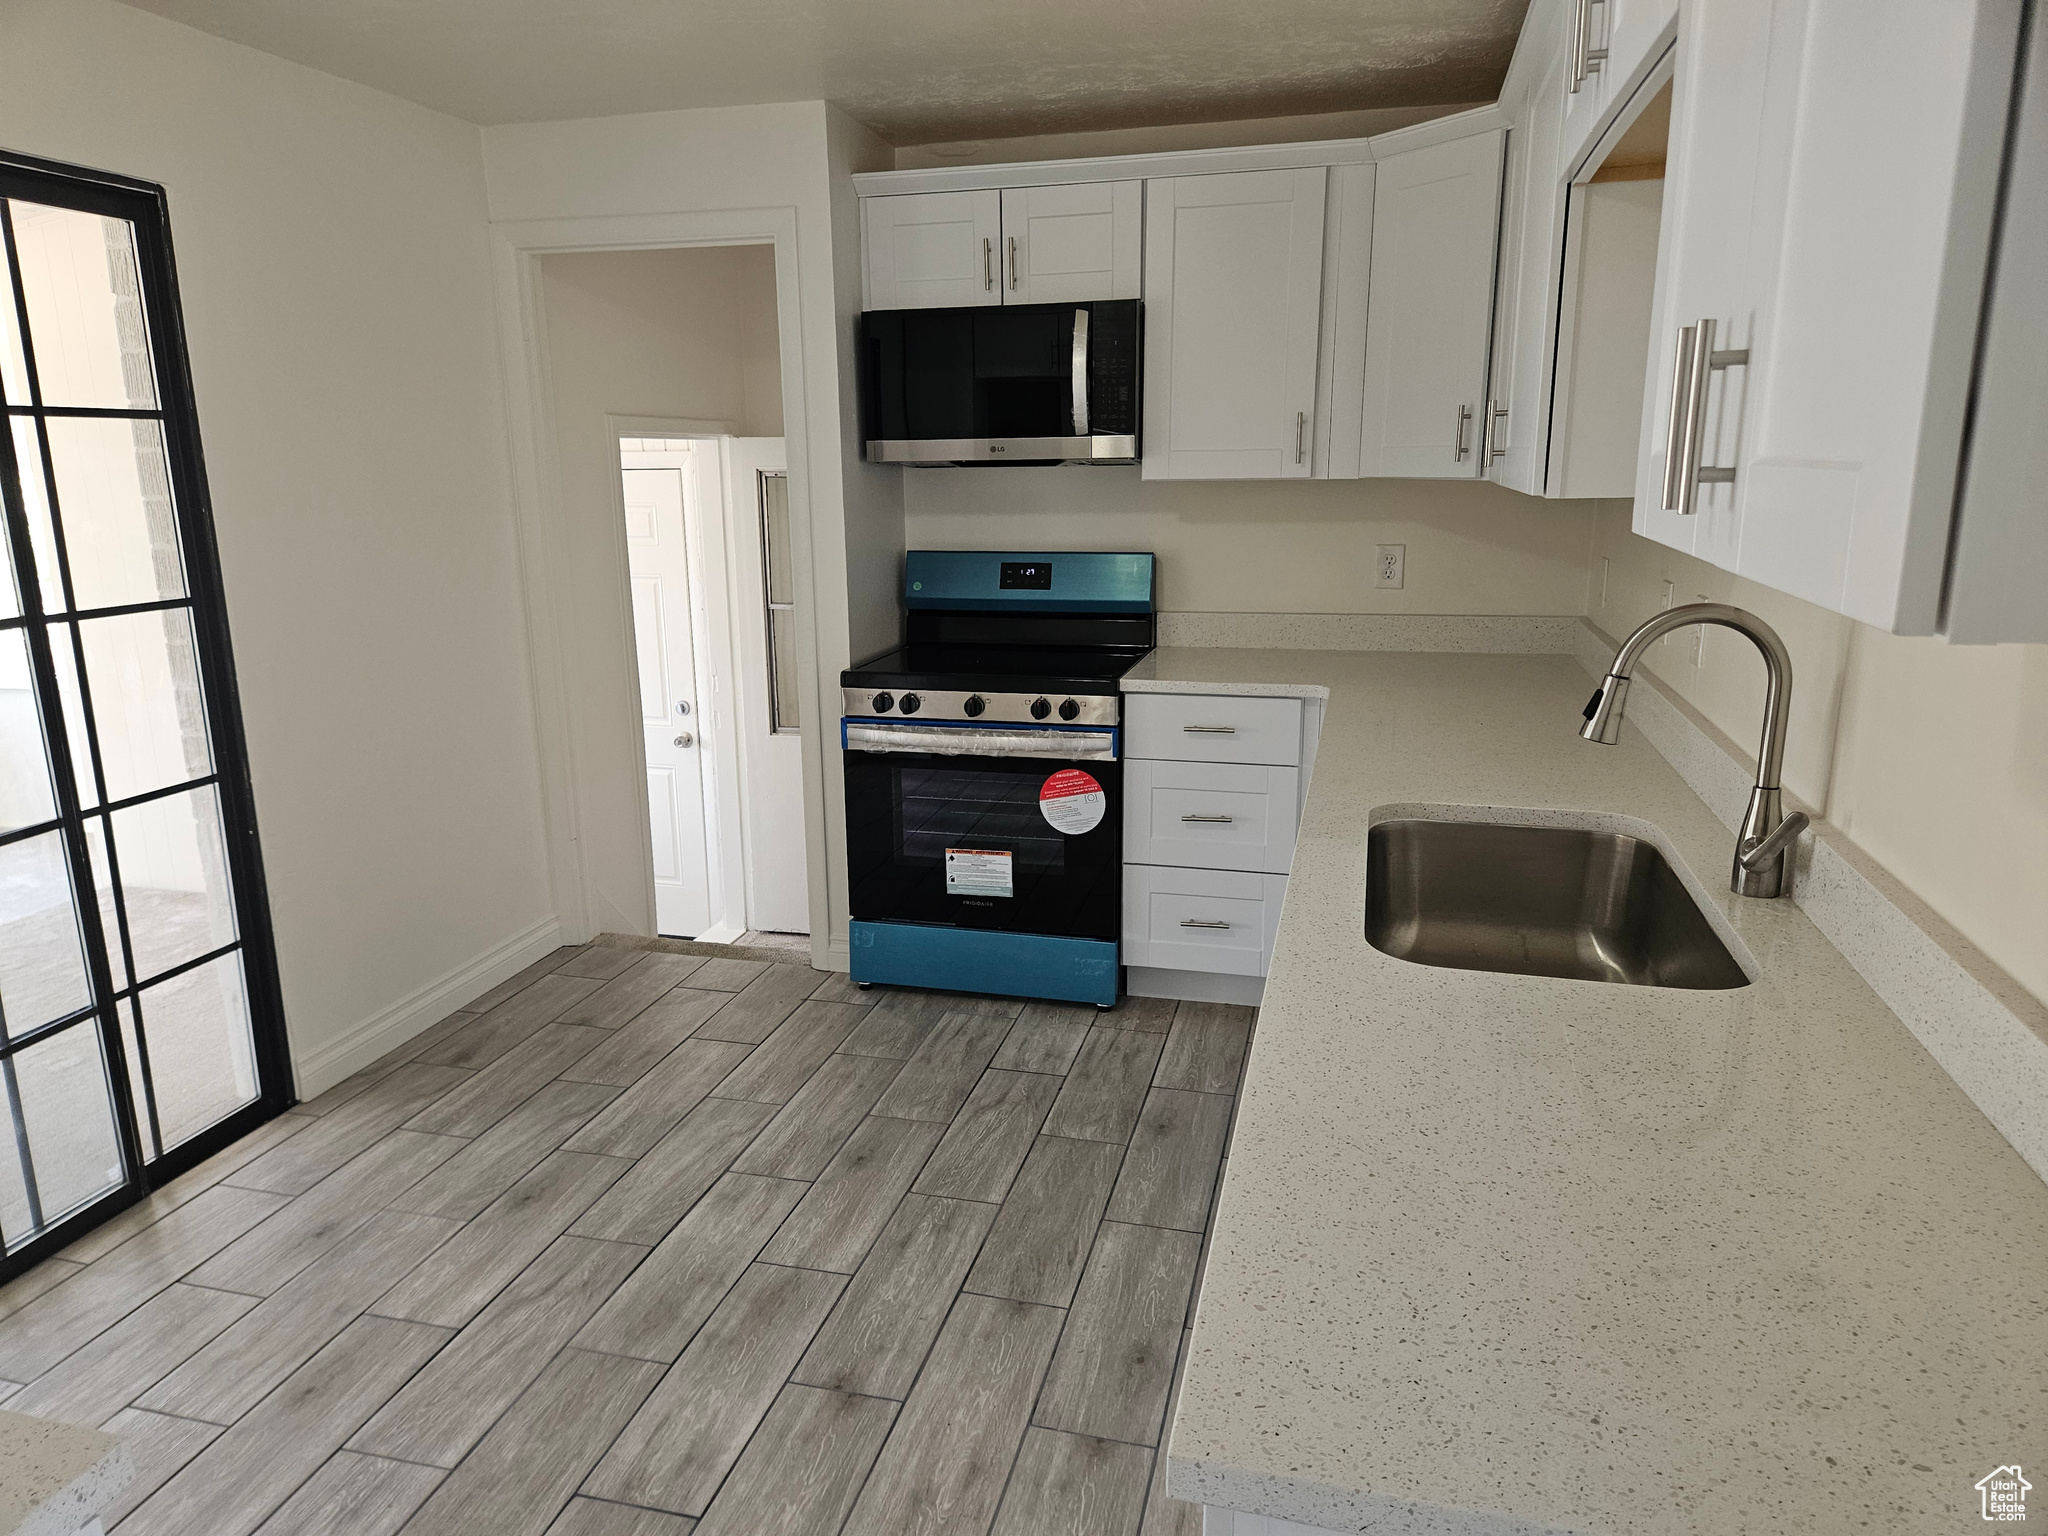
[{"left": 0, "top": 943, "right": 1253, "bottom": 1536}]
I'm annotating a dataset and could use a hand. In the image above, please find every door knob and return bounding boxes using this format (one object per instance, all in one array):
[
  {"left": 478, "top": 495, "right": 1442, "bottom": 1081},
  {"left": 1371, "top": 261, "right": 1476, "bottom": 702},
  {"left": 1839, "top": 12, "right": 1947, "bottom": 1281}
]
[{"left": 673, "top": 732, "right": 694, "bottom": 748}]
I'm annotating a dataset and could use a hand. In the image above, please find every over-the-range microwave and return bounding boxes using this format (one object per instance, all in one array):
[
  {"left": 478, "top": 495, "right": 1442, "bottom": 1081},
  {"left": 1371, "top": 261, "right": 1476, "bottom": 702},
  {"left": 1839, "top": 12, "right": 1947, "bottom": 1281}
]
[{"left": 859, "top": 299, "right": 1141, "bottom": 466}]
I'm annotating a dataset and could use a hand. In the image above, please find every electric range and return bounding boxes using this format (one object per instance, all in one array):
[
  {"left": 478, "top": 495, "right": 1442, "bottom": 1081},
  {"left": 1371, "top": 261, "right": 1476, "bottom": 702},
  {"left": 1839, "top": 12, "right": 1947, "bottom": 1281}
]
[{"left": 839, "top": 551, "right": 1156, "bottom": 1007}]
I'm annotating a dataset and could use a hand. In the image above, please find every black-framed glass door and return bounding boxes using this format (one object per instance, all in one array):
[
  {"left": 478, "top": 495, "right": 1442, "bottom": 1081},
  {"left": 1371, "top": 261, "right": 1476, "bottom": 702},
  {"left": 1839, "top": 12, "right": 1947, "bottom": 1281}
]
[{"left": 0, "top": 150, "right": 289, "bottom": 1279}]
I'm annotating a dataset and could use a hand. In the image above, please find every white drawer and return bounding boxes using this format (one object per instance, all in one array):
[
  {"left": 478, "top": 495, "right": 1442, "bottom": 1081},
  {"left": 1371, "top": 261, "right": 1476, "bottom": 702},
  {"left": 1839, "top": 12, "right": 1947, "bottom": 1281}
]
[
  {"left": 1125, "top": 760, "right": 1300, "bottom": 874},
  {"left": 1125, "top": 692, "right": 1304, "bottom": 766},
  {"left": 1123, "top": 863, "right": 1287, "bottom": 977}
]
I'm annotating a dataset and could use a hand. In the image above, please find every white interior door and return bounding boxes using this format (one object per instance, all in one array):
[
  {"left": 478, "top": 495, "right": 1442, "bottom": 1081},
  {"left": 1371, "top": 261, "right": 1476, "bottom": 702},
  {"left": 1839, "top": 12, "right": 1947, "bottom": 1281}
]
[
  {"left": 721, "top": 439, "right": 810, "bottom": 934},
  {"left": 622, "top": 460, "right": 713, "bottom": 937}
]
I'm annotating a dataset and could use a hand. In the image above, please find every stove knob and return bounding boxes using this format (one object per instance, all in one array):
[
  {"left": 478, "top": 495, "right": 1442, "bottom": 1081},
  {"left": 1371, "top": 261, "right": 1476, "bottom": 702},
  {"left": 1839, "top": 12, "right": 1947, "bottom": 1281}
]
[
  {"left": 1029, "top": 697, "right": 1051, "bottom": 720},
  {"left": 1058, "top": 698, "right": 1081, "bottom": 721},
  {"left": 871, "top": 692, "right": 894, "bottom": 713},
  {"left": 899, "top": 693, "right": 922, "bottom": 715},
  {"left": 962, "top": 695, "right": 986, "bottom": 718}
]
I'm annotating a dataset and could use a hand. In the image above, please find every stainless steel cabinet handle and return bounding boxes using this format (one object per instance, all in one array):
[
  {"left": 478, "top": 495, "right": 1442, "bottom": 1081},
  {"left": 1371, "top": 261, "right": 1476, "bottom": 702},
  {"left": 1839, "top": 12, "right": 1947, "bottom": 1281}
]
[
  {"left": 1661, "top": 323, "right": 1699, "bottom": 511},
  {"left": 1488, "top": 399, "right": 1509, "bottom": 463},
  {"left": 1180, "top": 918, "right": 1231, "bottom": 930},
  {"left": 1071, "top": 309, "right": 1091, "bottom": 435},
  {"left": 1664, "top": 317, "right": 1753, "bottom": 515},
  {"left": 1570, "top": 0, "right": 1609, "bottom": 92},
  {"left": 983, "top": 237, "right": 993, "bottom": 291},
  {"left": 1454, "top": 403, "right": 1473, "bottom": 461},
  {"left": 1181, "top": 813, "right": 1234, "bottom": 823},
  {"left": 1295, "top": 411, "right": 1307, "bottom": 465},
  {"left": 673, "top": 732, "right": 694, "bottom": 748},
  {"left": 1182, "top": 724, "right": 1237, "bottom": 734},
  {"left": 1008, "top": 235, "right": 1019, "bottom": 289}
]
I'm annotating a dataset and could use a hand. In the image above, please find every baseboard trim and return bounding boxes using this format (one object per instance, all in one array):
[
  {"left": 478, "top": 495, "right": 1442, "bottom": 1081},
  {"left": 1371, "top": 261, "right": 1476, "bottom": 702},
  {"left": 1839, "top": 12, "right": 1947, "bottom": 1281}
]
[
  {"left": 1127, "top": 965, "right": 1265, "bottom": 1007},
  {"left": 290, "top": 915, "right": 566, "bottom": 1100},
  {"left": 1574, "top": 618, "right": 2048, "bottom": 1183}
]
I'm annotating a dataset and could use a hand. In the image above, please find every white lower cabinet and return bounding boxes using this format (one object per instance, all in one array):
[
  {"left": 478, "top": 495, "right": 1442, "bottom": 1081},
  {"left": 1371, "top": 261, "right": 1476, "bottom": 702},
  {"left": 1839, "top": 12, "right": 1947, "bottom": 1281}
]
[
  {"left": 1123, "top": 864, "right": 1287, "bottom": 978},
  {"left": 1126, "top": 760, "right": 1300, "bottom": 874},
  {"left": 1123, "top": 691, "right": 1313, "bottom": 1005}
]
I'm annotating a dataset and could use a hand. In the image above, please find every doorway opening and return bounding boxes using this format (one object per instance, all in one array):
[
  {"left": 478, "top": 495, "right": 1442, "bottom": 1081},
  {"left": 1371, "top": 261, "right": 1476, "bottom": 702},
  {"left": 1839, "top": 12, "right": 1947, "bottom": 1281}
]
[
  {"left": 531, "top": 243, "right": 808, "bottom": 949},
  {"left": 618, "top": 433, "right": 806, "bottom": 944}
]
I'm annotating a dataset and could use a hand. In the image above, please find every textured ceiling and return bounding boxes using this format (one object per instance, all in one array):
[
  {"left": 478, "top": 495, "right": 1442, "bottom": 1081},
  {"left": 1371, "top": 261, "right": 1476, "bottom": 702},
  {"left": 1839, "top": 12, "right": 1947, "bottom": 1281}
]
[{"left": 114, "top": 0, "right": 1529, "bottom": 141}]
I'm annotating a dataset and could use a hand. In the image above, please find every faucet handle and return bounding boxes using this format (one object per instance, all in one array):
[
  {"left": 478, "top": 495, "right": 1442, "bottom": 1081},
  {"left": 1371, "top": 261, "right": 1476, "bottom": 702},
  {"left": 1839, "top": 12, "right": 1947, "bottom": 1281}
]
[{"left": 1737, "top": 811, "right": 1810, "bottom": 870}]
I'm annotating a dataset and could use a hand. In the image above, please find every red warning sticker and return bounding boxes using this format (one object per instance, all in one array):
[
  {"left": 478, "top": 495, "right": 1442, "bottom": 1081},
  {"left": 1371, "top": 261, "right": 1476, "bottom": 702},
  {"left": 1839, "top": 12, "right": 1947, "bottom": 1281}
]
[{"left": 1039, "top": 768, "right": 1106, "bottom": 835}]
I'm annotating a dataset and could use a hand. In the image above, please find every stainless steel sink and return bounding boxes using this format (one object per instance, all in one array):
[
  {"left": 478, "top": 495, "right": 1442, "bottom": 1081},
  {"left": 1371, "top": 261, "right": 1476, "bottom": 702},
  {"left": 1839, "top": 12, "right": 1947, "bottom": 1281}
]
[{"left": 1365, "top": 819, "right": 1750, "bottom": 990}]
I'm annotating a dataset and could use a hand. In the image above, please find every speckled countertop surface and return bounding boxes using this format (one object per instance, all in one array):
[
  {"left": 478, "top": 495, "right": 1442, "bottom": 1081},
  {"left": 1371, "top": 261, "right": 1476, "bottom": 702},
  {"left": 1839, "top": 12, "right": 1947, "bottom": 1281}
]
[
  {"left": 0, "top": 1409, "right": 131, "bottom": 1536},
  {"left": 1130, "top": 648, "right": 2048, "bottom": 1535}
]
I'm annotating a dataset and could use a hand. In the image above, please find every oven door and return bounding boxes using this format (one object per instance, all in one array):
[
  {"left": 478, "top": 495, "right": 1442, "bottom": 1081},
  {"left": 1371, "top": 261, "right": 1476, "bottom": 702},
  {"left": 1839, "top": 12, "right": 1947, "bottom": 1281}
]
[{"left": 844, "top": 725, "right": 1122, "bottom": 941}]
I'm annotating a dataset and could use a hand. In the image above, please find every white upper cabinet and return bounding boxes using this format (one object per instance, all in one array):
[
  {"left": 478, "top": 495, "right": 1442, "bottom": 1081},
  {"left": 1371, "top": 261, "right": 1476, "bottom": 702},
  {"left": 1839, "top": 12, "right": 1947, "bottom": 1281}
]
[
  {"left": 1731, "top": 0, "right": 2022, "bottom": 634},
  {"left": 1634, "top": 0, "right": 2025, "bottom": 637},
  {"left": 1631, "top": 0, "right": 1775, "bottom": 569},
  {"left": 998, "top": 182, "right": 1142, "bottom": 304},
  {"left": 1356, "top": 130, "right": 1505, "bottom": 478},
  {"left": 1142, "top": 168, "right": 1328, "bottom": 480},
  {"left": 1487, "top": 0, "right": 1570, "bottom": 494},
  {"left": 862, "top": 190, "right": 1003, "bottom": 309},
  {"left": 864, "top": 183, "right": 1140, "bottom": 309},
  {"left": 1561, "top": 0, "right": 1681, "bottom": 168}
]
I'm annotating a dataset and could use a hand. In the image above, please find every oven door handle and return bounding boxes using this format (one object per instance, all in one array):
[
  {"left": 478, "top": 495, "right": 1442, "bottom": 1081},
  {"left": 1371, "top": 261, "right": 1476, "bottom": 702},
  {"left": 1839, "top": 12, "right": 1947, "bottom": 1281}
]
[{"left": 844, "top": 721, "right": 1118, "bottom": 761}]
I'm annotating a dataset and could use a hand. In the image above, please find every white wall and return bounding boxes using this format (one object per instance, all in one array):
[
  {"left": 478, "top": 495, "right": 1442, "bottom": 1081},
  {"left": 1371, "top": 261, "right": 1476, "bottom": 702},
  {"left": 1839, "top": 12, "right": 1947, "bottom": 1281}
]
[
  {"left": 1589, "top": 503, "right": 2048, "bottom": 1007},
  {"left": 483, "top": 100, "right": 897, "bottom": 961},
  {"left": 0, "top": 0, "right": 555, "bottom": 1091},
  {"left": 901, "top": 470, "right": 1598, "bottom": 630},
  {"left": 533, "top": 243, "right": 781, "bottom": 933}
]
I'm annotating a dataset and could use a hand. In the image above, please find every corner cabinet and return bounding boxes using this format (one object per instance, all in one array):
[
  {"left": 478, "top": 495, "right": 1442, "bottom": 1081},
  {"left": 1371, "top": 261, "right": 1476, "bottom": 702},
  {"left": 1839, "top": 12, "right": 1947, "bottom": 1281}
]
[{"left": 1140, "top": 168, "right": 1329, "bottom": 480}]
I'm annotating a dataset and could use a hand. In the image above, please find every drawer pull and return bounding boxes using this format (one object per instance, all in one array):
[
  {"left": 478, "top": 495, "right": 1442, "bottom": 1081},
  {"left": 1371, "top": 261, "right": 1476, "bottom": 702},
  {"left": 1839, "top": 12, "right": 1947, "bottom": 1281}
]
[
  {"left": 1181, "top": 813, "right": 1234, "bottom": 823},
  {"left": 1180, "top": 918, "right": 1231, "bottom": 930},
  {"left": 1182, "top": 724, "right": 1237, "bottom": 734}
]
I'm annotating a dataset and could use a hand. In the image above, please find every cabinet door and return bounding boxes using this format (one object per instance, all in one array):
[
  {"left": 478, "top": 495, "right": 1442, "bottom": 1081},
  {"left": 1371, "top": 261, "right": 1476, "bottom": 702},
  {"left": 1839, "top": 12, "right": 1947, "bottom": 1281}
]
[
  {"left": 1141, "top": 168, "right": 1327, "bottom": 480},
  {"left": 1631, "top": 0, "right": 1775, "bottom": 567},
  {"left": 1356, "top": 130, "right": 1505, "bottom": 478},
  {"left": 863, "top": 190, "right": 1002, "bottom": 310},
  {"left": 1549, "top": 177, "right": 1664, "bottom": 497},
  {"left": 998, "top": 181, "right": 1142, "bottom": 304},
  {"left": 1734, "top": 0, "right": 2019, "bottom": 632},
  {"left": 1489, "top": 0, "right": 1571, "bottom": 494}
]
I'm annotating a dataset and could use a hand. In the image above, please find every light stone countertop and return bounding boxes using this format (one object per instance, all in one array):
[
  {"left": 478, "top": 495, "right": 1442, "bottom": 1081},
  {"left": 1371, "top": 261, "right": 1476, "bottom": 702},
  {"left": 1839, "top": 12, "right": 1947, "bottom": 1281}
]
[
  {"left": 0, "top": 1410, "right": 131, "bottom": 1536},
  {"left": 1130, "top": 647, "right": 2048, "bottom": 1535}
]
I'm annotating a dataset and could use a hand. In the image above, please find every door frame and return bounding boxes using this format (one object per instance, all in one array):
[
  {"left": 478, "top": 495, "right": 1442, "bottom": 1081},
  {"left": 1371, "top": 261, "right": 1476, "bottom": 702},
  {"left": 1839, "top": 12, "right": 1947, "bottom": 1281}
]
[
  {"left": 490, "top": 210, "right": 825, "bottom": 949},
  {"left": 611, "top": 422, "right": 748, "bottom": 943}
]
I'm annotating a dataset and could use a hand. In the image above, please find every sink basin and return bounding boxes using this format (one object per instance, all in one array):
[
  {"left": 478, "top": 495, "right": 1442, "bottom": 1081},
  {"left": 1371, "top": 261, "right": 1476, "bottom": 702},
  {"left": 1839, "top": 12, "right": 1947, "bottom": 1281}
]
[{"left": 1365, "top": 818, "right": 1750, "bottom": 990}]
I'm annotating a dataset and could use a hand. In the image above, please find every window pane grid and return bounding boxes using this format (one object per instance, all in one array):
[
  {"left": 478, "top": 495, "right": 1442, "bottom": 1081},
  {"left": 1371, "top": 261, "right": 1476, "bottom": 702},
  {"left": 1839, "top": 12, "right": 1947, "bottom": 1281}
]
[{"left": 0, "top": 161, "right": 280, "bottom": 1260}]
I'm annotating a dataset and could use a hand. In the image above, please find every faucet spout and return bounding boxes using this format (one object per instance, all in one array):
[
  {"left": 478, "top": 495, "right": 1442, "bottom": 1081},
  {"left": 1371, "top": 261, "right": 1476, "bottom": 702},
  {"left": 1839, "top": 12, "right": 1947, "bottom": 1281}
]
[{"left": 1578, "top": 602, "right": 1804, "bottom": 897}]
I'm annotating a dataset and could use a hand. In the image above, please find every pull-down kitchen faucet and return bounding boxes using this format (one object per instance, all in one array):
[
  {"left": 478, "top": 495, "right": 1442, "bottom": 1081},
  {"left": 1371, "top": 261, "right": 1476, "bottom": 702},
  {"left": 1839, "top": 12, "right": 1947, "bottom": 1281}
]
[{"left": 1580, "top": 603, "right": 1809, "bottom": 897}]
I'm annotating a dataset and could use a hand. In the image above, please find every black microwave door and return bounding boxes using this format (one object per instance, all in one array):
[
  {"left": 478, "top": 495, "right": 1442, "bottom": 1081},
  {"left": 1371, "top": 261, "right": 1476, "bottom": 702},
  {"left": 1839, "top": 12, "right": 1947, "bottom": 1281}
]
[
  {"left": 844, "top": 751, "right": 1121, "bottom": 941},
  {"left": 970, "top": 307, "right": 1076, "bottom": 438}
]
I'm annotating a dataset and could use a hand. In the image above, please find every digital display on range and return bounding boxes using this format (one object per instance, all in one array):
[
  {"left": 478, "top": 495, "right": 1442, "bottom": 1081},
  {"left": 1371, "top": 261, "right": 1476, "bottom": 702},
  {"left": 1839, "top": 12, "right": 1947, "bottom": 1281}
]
[{"left": 999, "top": 561, "right": 1053, "bottom": 590}]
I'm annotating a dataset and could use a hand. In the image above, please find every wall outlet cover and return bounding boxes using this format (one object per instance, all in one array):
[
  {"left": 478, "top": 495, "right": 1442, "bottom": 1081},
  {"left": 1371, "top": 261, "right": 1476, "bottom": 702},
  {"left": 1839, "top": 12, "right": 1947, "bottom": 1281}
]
[{"left": 1375, "top": 544, "right": 1406, "bottom": 590}]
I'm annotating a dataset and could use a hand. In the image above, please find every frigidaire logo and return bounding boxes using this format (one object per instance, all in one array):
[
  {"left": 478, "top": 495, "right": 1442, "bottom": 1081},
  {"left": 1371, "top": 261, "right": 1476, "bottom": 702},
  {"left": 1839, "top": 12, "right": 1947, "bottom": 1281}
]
[{"left": 1977, "top": 1465, "right": 2030, "bottom": 1522}]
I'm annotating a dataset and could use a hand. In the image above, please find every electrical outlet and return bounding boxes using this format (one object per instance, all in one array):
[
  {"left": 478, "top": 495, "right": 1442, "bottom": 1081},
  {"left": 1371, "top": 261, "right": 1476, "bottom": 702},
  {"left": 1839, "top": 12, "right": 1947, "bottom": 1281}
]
[{"left": 1375, "top": 544, "right": 1405, "bottom": 590}]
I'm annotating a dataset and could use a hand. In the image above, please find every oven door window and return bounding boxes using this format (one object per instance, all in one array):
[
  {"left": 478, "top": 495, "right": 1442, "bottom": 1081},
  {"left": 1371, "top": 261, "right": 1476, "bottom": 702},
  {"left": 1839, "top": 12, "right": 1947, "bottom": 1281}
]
[{"left": 845, "top": 751, "right": 1120, "bottom": 941}]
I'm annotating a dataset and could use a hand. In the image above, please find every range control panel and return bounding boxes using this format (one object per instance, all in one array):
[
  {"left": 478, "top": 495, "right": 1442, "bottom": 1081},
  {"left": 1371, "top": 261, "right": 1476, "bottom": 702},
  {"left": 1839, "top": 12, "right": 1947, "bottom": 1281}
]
[{"left": 840, "top": 687, "right": 1119, "bottom": 727}]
